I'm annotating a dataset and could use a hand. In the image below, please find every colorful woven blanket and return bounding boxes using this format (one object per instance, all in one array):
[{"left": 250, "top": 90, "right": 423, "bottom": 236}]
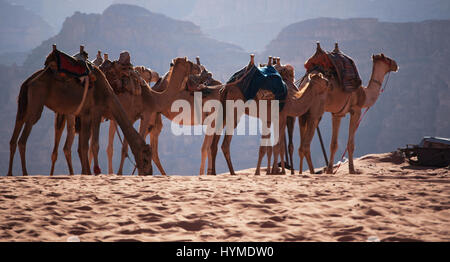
[{"left": 304, "top": 49, "right": 361, "bottom": 93}]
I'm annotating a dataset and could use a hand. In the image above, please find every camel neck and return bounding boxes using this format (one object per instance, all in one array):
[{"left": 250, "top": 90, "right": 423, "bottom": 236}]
[
  {"left": 284, "top": 80, "right": 315, "bottom": 117},
  {"left": 146, "top": 66, "right": 187, "bottom": 113},
  {"left": 363, "top": 62, "right": 388, "bottom": 108}
]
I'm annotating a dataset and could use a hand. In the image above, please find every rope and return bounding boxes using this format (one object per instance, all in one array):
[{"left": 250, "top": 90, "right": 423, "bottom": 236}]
[
  {"left": 115, "top": 127, "right": 138, "bottom": 175},
  {"left": 332, "top": 72, "right": 391, "bottom": 174}
]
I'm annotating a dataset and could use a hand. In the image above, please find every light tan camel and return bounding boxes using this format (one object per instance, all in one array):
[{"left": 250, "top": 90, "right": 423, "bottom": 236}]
[
  {"left": 270, "top": 72, "right": 329, "bottom": 174},
  {"left": 323, "top": 50, "right": 398, "bottom": 174},
  {"left": 101, "top": 54, "right": 167, "bottom": 175},
  {"left": 7, "top": 45, "right": 153, "bottom": 176}
]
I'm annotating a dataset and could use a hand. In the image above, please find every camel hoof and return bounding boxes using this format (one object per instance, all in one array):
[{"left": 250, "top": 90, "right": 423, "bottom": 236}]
[
  {"left": 94, "top": 166, "right": 101, "bottom": 175},
  {"left": 6, "top": 173, "right": 12, "bottom": 176},
  {"left": 315, "top": 170, "right": 323, "bottom": 174},
  {"left": 254, "top": 171, "right": 260, "bottom": 176},
  {"left": 349, "top": 168, "right": 362, "bottom": 174}
]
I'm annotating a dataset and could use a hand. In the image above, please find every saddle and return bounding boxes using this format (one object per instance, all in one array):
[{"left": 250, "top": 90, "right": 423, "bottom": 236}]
[
  {"left": 54, "top": 49, "right": 92, "bottom": 78},
  {"left": 186, "top": 69, "right": 221, "bottom": 96},
  {"left": 304, "top": 45, "right": 361, "bottom": 93},
  {"left": 227, "top": 65, "right": 287, "bottom": 109}
]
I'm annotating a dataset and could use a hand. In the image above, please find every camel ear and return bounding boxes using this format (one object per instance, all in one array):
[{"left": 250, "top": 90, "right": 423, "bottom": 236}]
[
  {"left": 184, "top": 57, "right": 187, "bottom": 62},
  {"left": 372, "top": 54, "right": 375, "bottom": 60},
  {"left": 52, "top": 44, "right": 57, "bottom": 51},
  {"left": 381, "top": 53, "right": 385, "bottom": 58},
  {"left": 196, "top": 56, "right": 200, "bottom": 65}
]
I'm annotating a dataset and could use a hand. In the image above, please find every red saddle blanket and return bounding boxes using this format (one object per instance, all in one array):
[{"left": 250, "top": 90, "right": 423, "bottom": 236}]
[
  {"left": 304, "top": 50, "right": 361, "bottom": 93},
  {"left": 55, "top": 50, "right": 90, "bottom": 77}
]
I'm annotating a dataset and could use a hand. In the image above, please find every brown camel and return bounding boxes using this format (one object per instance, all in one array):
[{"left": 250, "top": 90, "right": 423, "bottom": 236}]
[
  {"left": 323, "top": 50, "right": 398, "bottom": 174},
  {"left": 7, "top": 45, "right": 153, "bottom": 176}
]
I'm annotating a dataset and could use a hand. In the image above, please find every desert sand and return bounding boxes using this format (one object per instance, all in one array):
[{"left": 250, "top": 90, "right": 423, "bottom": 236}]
[{"left": 0, "top": 152, "right": 448, "bottom": 242}]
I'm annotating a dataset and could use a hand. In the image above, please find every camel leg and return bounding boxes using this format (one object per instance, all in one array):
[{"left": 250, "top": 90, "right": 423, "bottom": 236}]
[
  {"left": 348, "top": 109, "right": 361, "bottom": 174},
  {"left": 298, "top": 115, "right": 307, "bottom": 174},
  {"left": 302, "top": 117, "right": 319, "bottom": 174},
  {"left": 200, "top": 135, "right": 211, "bottom": 175},
  {"left": 117, "top": 137, "right": 129, "bottom": 176},
  {"left": 208, "top": 134, "right": 220, "bottom": 175},
  {"left": 272, "top": 118, "right": 286, "bottom": 174},
  {"left": 77, "top": 117, "right": 92, "bottom": 175},
  {"left": 7, "top": 116, "right": 26, "bottom": 176},
  {"left": 256, "top": 120, "right": 271, "bottom": 176},
  {"left": 90, "top": 114, "right": 102, "bottom": 175},
  {"left": 63, "top": 116, "right": 76, "bottom": 175},
  {"left": 149, "top": 121, "right": 166, "bottom": 176},
  {"left": 286, "top": 116, "right": 295, "bottom": 174},
  {"left": 106, "top": 120, "right": 117, "bottom": 174},
  {"left": 255, "top": 133, "right": 270, "bottom": 176},
  {"left": 327, "top": 115, "right": 342, "bottom": 174},
  {"left": 266, "top": 143, "right": 272, "bottom": 174},
  {"left": 50, "top": 113, "right": 66, "bottom": 176}
]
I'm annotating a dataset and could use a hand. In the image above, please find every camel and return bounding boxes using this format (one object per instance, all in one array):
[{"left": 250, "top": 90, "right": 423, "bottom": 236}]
[
  {"left": 7, "top": 45, "right": 153, "bottom": 176},
  {"left": 284, "top": 43, "right": 398, "bottom": 174},
  {"left": 100, "top": 52, "right": 169, "bottom": 175},
  {"left": 253, "top": 56, "right": 329, "bottom": 175},
  {"left": 323, "top": 48, "right": 398, "bottom": 174},
  {"left": 140, "top": 57, "right": 226, "bottom": 175}
]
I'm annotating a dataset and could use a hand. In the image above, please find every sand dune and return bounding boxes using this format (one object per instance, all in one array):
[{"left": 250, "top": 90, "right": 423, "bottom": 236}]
[{"left": 0, "top": 152, "right": 448, "bottom": 242}]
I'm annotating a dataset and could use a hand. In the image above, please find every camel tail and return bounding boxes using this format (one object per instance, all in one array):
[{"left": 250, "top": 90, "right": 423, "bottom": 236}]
[{"left": 16, "top": 81, "right": 29, "bottom": 122}]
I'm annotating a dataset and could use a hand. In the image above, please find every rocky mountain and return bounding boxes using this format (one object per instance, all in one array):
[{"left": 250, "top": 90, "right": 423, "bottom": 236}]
[
  {"left": 0, "top": 0, "right": 54, "bottom": 56},
  {"left": 187, "top": 0, "right": 450, "bottom": 52},
  {"left": 261, "top": 18, "right": 450, "bottom": 167},
  {"left": 23, "top": 4, "right": 247, "bottom": 80}
]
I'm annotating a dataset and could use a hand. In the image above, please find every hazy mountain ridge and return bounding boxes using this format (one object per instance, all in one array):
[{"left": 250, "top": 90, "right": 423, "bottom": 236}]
[{"left": 0, "top": 0, "right": 54, "bottom": 55}]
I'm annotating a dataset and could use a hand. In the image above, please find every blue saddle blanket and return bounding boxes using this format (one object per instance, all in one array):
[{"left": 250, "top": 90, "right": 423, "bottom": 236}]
[{"left": 227, "top": 65, "right": 287, "bottom": 109}]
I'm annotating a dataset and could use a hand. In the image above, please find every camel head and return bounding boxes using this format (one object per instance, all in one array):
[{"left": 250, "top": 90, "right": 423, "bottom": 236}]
[
  {"left": 276, "top": 64, "right": 295, "bottom": 84},
  {"left": 372, "top": 53, "right": 398, "bottom": 73},
  {"left": 308, "top": 72, "right": 329, "bottom": 94},
  {"left": 168, "top": 57, "right": 202, "bottom": 91},
  {"left": 135, "top": 66, "right": 160, "bottom": 83}
]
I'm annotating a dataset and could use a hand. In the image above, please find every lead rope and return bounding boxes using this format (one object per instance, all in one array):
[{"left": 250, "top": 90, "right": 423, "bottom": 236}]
[
  {"left": 333, "top": 72, "right": 391, "bottom": 174},
  {"left": 115, "top": 127, "right": 138, "bottom": 175}
]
